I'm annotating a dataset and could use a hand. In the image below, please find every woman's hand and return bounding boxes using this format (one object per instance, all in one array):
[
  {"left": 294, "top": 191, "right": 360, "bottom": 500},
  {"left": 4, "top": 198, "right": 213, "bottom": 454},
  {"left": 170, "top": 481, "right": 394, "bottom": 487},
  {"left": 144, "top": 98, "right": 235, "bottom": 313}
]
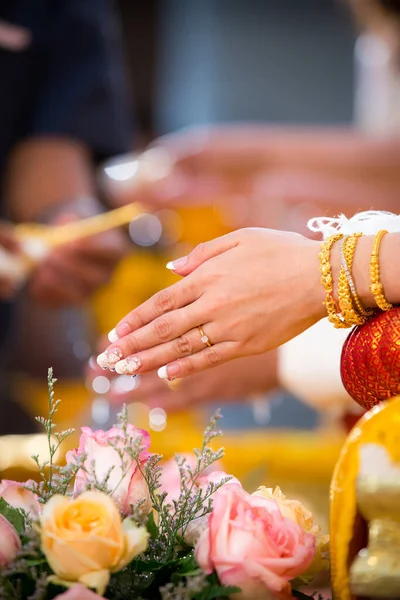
[
  {"left": 89, "top": 350, "right": 278, "bottom": 411},
  {"left": 27, "top": 207, "right": 129, "bottom": 308},
  {"left": 97, "top": 228, "right": 325, "bottom": 379},
  {"left": 28, "top": 228, "right": 128, "bottom": 308},
  {"left": 105, "top": 125, "right": 400, "bottom": 211}
]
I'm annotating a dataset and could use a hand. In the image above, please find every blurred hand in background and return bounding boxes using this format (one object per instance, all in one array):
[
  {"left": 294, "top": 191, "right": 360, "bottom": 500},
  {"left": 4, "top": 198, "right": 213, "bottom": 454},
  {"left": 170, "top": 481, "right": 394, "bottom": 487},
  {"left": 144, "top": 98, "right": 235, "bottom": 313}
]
[
  {"left": 4, "top": 139, "right": 130, "bottom": 308},
  {"left": 104, "top": 125, "right": 400, "bottom": 236},
  {"left": 28, "top": 226, "right": 129, "bottom": 309},
  {"left": 88, "top": 337, "right": 278, "bottom": 411}
]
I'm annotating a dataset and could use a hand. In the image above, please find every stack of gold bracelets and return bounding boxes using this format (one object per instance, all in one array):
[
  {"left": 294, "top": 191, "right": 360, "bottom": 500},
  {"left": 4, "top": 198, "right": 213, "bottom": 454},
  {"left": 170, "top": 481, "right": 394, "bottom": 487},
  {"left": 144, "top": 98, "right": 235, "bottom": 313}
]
[{"left": 319, "top": 229, "right": 393, "bottom": 328}]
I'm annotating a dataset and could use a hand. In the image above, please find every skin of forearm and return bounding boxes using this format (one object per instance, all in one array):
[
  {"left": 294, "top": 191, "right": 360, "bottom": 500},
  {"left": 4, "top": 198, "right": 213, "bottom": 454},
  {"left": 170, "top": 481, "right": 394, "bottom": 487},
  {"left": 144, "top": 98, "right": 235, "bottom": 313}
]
[
  {"left": 2, "top": 137, "right": 96, "bottom": 223},
  {"left": 251, "top": 126, "right": 400, "bottom": 180},
  {"left": 299, "top": 179, "right": 400, "bottom": 220},
  {"left": 252, "top": 173, "right": 400, "bottom": 237}
]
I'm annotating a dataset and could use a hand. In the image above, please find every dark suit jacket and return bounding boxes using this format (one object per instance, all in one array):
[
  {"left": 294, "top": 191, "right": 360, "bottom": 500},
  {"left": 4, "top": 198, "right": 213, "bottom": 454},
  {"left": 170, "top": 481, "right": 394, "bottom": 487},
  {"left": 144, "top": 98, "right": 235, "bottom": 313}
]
[
  {"left": 0, "top": 0, "right": 132, "bottom": 352},
  {"left": 0, "top": 0, "right": 132, "bottom": 181}
]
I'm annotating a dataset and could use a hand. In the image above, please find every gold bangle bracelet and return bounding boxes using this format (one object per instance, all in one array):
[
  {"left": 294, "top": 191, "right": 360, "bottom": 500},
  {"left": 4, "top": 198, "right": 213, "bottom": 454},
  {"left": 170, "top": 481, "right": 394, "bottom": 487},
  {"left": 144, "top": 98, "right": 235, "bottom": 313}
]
[
  {"left": 340, "top": 233, "right": 374, "bottom": 319},
  {"left": 319, "top": 233, "right": 349, "bottom": 328},
  {"left": 370, "top": 230, "right": 393, "bottom": 312},
  {"left": 338, "top": 234, "right": 369, "bottom": 326}
]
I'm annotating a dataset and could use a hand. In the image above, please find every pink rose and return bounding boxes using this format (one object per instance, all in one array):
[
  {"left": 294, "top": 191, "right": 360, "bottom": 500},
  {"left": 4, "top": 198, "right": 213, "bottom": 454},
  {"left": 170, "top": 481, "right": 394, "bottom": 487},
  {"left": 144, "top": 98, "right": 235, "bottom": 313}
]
[
  {"left": 160, "top": 454, "right": 197, "bottom": 504},
  {"left": 196, "top": 485, "right": 315, "bottom": 600},
  {"left": 66, "top": 426, "right": 151, "bottom": 516},
  {"left": 0, "top": 514, "right": 21, "bottom": 566},
  {"left": 0, "top": 480, "right": 40, "bottom": 517},
  {"left": 184, "top": 471, "right": 241, "bottom": 546},
  {"left": 54, "top": 584, "right": 103, "bottom": 599},
  {"left": 160, "top": 456, "right": 240, "bottom": 546}
]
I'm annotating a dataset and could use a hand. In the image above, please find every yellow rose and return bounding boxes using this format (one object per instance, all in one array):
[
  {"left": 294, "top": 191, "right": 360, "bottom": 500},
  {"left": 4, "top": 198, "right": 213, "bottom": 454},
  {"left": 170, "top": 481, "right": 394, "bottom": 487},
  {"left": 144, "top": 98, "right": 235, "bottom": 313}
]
[
  {"left": 253, "top": 486, "right": 329, "bottom": 578},
  {"left": 40, "top": 491, "right": 149, "bottom": 595}
]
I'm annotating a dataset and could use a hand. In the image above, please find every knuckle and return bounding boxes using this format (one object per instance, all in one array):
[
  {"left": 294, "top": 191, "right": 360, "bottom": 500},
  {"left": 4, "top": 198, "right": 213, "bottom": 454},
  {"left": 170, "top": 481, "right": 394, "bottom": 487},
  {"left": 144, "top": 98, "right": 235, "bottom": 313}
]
[
  {"left": 192, "top": 242, "right": 207, "bottom": 260},
  {"left": 205, "top": 347, "right": 221, "bottom": 365},
  {"left": 127, "top": 311, "right": 145, "bottom": 330},
  {"left": 154, "top": 289, "right": 175, "bottom": 314},
  {"left": 153, "top": 317, "right": 172, "bottom": 341},
  {"left": 175, "top": 334, "right": 193, "bottom": 356},
  {"left": 125, "top": 336, "right": 140, "bottom": 355},
  {"left": 182, "top": 358, "right": 195, "bottom": 375}
]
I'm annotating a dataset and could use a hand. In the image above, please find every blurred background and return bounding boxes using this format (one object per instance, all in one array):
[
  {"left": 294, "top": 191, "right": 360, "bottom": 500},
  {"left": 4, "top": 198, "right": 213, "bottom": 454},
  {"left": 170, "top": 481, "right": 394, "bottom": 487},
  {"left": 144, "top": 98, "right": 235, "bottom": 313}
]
[{"left": 1, "top": 0, "right": 400, "bottom": 539}]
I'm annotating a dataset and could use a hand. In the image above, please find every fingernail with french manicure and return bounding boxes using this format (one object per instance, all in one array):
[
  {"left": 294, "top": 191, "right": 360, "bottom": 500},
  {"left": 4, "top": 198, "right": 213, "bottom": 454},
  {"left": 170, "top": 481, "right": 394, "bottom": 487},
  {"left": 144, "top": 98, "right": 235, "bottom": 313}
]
[
  {"left": 108, "top": 322, "right": 131, "bottom": 342},
  {"left": 96, "top": 347, "right": 123, "bottom": 369},
  {"left": 108, "top": 328, "right": 119, "bottom": 343},
  {"left": 166, "top": 256, "right": 188, "bottom": 271},
  {"left": 157, "top": 365, "right": 169, "bottom": 379},
  {"left": 115, "top": 356, "right": 141, "bottom": 375},
  {"left": 158, "top": 364, "right": 180, "bottom": 379}
]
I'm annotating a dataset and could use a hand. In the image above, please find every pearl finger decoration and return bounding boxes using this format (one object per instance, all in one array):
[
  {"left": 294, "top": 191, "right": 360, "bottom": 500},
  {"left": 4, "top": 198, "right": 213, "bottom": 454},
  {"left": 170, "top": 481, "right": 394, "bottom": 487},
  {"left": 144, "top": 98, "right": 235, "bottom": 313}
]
[
  {"left": 96, "top": 347, "right": 123, "bottom": 369},
  {"left": 114, "top": 356, "right": 142, "bottom": 375}
]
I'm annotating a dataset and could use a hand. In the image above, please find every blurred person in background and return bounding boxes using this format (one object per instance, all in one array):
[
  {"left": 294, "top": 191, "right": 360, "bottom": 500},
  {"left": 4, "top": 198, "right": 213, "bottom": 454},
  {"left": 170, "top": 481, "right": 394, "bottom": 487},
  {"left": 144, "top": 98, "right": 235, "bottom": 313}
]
[
  {"left": 98, "top": 0, "right": 400, "bottom": 423},
  {"left": 0, "top": 1, "right": 132, "bottom": 433}
]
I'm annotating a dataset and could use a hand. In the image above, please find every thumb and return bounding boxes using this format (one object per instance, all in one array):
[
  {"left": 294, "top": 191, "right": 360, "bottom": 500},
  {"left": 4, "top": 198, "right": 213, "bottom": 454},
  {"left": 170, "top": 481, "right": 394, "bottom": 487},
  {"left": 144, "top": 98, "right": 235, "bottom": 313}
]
[{"left": 166, "top": 231, "right": 239, "bottom": 276}]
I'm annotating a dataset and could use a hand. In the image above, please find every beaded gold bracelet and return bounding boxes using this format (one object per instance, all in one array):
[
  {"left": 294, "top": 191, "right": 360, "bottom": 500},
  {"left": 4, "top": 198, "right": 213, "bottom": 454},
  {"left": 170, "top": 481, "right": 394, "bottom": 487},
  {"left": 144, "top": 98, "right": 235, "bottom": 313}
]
[
  {"left": 340, "top": 234, "right": 374, "bottom": 319},
  {"left": 370, "top": 229, "right": 393, "bottom": 311},
  {"left": 319, "top": 233, "right": 350, "bottom": 328},
  {"left": 338, "top": 234, "right": 370, "bottom": 326}
]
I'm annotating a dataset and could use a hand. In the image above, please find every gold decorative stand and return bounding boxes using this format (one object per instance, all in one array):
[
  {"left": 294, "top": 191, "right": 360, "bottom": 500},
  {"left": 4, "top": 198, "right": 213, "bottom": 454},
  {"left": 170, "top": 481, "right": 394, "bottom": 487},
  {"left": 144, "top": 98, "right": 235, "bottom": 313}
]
[{"left": 330, "top": 396, "right": 400, "bottom": 600}]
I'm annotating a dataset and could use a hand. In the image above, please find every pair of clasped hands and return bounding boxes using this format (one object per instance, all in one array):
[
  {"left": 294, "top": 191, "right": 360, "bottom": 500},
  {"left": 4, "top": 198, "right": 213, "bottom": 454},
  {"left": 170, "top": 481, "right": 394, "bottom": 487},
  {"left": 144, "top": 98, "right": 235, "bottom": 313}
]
[{"left": 94, "top": 125, "right": 400, "bottom": 409}]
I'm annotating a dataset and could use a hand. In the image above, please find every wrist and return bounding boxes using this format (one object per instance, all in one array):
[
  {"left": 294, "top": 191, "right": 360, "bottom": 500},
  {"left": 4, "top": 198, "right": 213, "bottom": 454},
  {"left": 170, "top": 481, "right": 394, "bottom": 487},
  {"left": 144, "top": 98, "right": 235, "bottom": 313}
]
[{"left": 302, "top": 240, "right": 327, "bottom": 323}]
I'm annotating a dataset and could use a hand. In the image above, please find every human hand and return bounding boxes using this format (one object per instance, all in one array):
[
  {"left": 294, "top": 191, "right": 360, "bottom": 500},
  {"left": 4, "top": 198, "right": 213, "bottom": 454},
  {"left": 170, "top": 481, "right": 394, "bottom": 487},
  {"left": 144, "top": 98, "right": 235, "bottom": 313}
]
[
  {"left": 89, "top": 349, "right": 278, "bottom": 410},
  {"left": 102, "top": 126, "right": 270, "bottom": 209},
  {"left": 103, "top": 126, "right": 394, "bottom": 234},
  {"left": 28, "top": 218, "right": 129, "bottom": 308},
  {"left": 97, "top": 228, "right": 325, "bottom": 379},
  {"left": 0, "top": 20, "right": 31, "bottom": 51},
  {"left": 0, "top": 222, "right": 23, "bottom": 299}
]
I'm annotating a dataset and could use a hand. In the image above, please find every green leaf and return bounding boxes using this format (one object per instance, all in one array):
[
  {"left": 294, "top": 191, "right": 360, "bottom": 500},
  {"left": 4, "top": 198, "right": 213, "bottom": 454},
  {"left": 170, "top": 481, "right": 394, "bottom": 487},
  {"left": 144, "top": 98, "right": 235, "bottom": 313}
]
[
  {"left": 0, "top": 498, "right": 25, "bottom": 535},
  {"left": 146, "top": 511, "right": 159, "bottom": 541},
  {"left": 176, "top": 552, "right": 199, "bottom": 573},
  {"left": 292, "top": 590, "right": 319, "bottom": 599},
  {"left": 195, "top": 584, "right": 241, "bottom": 600},
  {"left": 130, "top": 558, "right": 165, "bottom": 572},
  {"left": 24, "top": 558, "right": 47, "bottom": 567},
  {"left": 0, "top": 577, "right": 17, "bottom": 600}
]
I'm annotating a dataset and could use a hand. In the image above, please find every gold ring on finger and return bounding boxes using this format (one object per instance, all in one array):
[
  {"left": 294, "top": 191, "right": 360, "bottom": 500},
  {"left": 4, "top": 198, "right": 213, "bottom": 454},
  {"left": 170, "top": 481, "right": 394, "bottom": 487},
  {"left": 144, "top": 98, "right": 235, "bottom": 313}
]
[{"left": 198, "top": 325, "right": 212, "bottom": 347}]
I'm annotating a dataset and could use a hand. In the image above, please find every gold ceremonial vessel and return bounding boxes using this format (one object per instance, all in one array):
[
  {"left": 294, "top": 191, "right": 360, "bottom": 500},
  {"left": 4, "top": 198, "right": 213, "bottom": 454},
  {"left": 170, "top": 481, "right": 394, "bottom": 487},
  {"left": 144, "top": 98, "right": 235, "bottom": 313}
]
[{"left": 330, "top": 396, "right": 400, "bottom": 600}]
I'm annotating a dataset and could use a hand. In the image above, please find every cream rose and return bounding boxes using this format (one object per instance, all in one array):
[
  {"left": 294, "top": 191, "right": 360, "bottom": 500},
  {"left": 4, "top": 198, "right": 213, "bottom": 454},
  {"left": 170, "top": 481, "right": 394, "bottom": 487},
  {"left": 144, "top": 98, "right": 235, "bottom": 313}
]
[
  {"left": 40, "top": 491, "right": 149, "bottom": 595},
  {"left": 253, "top": 486, "right": 329, "bottom": 577}
]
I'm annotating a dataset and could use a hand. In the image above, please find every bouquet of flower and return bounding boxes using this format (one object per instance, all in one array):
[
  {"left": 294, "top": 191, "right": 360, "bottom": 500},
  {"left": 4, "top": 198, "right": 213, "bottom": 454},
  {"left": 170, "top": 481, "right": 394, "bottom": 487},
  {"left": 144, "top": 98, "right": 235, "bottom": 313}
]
[{"left": 0, "top": 370, "right": 329, "bottom": 600}]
